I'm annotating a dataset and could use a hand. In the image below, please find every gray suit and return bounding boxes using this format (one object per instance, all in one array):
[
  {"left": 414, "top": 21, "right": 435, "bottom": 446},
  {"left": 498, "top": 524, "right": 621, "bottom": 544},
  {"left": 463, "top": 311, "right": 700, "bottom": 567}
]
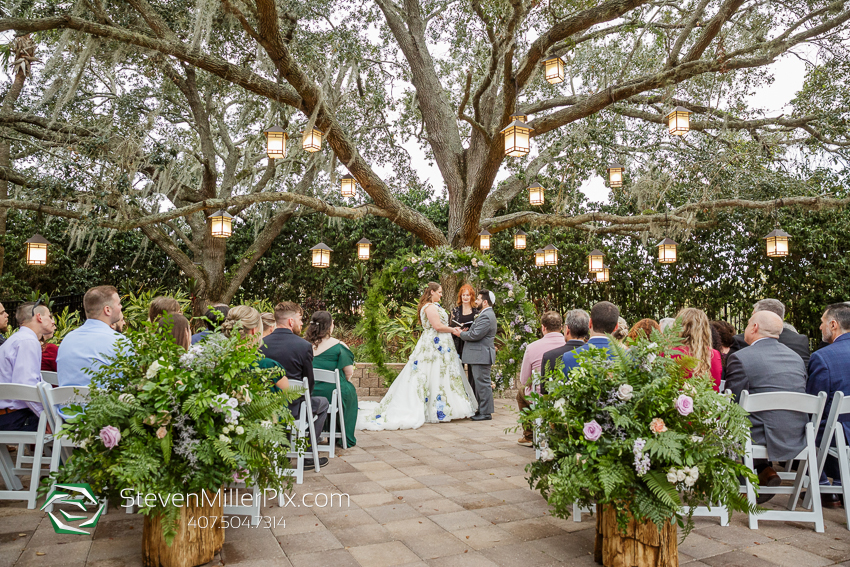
[
  {"left": 460, "top": 307, "right": 496, "bottom": 416},
  {"left": 725, "top": 337, "right": 808, "bottom": 461}
]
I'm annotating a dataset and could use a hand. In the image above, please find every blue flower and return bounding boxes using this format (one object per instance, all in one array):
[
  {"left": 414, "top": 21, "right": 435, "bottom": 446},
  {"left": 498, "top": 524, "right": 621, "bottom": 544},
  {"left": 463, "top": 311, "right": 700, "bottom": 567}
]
[
  {"left": 437, "top": 395, "right": 442, "bottom": 401},
  {"left": 438, "top": 346, "right": 443, "bottom": 352},
  {"left": 434, "top": 337, "right": 440, "bottom": 344},
  {"left": 448, "top": 348, "right": 451, "bottom": 353},
  {"left": 414, "top": 360, "right": 418, "bottom": 365},
  {"left": 436, "top": 411, "right": 446, "bottom": 420},
  {"left": 375, "top": 415, "right": 381, "bottom": 418},
  {"left": 425, "top": 397, "right": 428, "bottom": 402}
]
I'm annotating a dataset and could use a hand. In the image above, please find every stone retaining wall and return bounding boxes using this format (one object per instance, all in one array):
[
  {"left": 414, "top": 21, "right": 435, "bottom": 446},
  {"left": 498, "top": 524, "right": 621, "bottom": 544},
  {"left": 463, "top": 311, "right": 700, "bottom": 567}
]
[{"left": 351, "top": 362, "right": 519, "bottom": 399}]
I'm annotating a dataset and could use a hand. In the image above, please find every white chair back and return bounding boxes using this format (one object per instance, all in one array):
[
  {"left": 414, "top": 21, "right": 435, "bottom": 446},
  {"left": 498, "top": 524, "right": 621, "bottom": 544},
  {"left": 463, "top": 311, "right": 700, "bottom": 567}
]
[
  {"left": 313, "top": 368, "right": 347, "bottom": 454},
  {"left": 810, "top": 391, "right": 850, "bottom": 529},
  {"left": 277, "top": 380, "right": 319, "bottom": 495},
  {"left": 37, "top": 382, "right": 89, "bottom": 434},
  {"left": 0, "top": 384, "right": 51, "bottom": 509},
  {"left": 40, "top": 371, "right": 59, "bottom": 386}
]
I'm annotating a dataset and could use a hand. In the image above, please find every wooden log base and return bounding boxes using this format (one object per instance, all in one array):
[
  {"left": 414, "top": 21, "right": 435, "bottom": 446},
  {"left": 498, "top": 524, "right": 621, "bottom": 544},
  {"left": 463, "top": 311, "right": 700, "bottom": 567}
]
[
  {"left": 594, "top": 504, "right": 678, "bottom": 567},
  {"left": 142, "top": 490, "right": 225, "bottom": 567}
]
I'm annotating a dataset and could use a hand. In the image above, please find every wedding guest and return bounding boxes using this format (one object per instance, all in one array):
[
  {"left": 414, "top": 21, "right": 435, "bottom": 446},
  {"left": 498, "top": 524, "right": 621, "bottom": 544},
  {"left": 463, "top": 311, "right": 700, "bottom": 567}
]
[
  {"left": 516, "top": 311, "right": 566, "bottom": 446},
  {"left": 628, "top": 318, "right": 660, "bottom": 341},
  {"left": 191, "top": 304, "right": 229, "bottom": 345},
  {"left": 562, "top": 302, "right": 620, "bottom": 373},
  {"left": 807, "top": 302, "right": 850, "bottom": 507},
  {"left": 305, "top": 311, "right": 358, "bottom": 448},
  {"left": 222, "top": 306, "right": 282, "bottom": 374},
  {"left": 261, "top": 312, "right": 276, "bottom": 339},
  {"left": 450, "top": 284, "right": 479, "bottom": 393},
  {"left": 111, "top": 317, "right": 126, "bottom": 333},
  {"left": 542, "top": 309, "right": 589, "bottom": 378},
  {"left": 711, "top": 320, "right": 736, "bottom": 370},
  {"left": 260, "top": 301, "right": 329, "bottom": 468},
  {"left": 157, "top": 313, "right": 191, "bottom": 350},
  {"left": 40, "top": 332, "right": 58, "bottom": 372},
  {"left": 148, "top": 296, "right": 181, "bottom": 323},
  {"left": 659, "top": 317, "right": 675, "bottom": 332},
  {"left": 57, "top": 286, "right": 126, "bottom": 389},
  {"left": 728, "top": 299, "right": 810, "bottom": 367},
  {"left": 0, "top": 302, "right": 8, "bottom": 347},
  {"left": 0, "top": 301, "right": 55, "bottom": 431},
  {"left": 672, "top": 308, "right": 722, "bottom": 391},
  {"left": 613, "top": 317, "right": 629, "bottom": 342},
  {"left": 726, "top": 310, "right": 807, "bottom": 503}
]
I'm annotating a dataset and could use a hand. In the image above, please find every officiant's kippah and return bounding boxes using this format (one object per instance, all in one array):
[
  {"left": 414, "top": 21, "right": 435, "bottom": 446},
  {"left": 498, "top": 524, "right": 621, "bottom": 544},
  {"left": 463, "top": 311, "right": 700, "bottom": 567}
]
[{"left": 488, "top": 291, "right": 495, "bottom": 304}]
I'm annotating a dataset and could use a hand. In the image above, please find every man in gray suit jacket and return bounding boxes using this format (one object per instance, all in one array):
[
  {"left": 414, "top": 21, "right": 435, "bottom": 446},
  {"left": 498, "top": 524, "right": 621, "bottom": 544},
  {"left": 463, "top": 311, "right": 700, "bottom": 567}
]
[
  {"left": 726, "top": 310, "right": 809, "bottom": 503},
  {"left": 454, "top": 289, "right": 497, "bottom": 421}
]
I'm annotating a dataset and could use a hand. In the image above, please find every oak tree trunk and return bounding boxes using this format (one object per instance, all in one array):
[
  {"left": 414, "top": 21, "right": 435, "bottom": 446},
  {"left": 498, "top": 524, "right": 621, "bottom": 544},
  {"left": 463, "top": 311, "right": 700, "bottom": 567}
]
[
  {"left": 142, "top": 490, "right": 224, "bottom": 567},
  {"left": 594, "top": 504, "right": 678, "bottom": 567}
]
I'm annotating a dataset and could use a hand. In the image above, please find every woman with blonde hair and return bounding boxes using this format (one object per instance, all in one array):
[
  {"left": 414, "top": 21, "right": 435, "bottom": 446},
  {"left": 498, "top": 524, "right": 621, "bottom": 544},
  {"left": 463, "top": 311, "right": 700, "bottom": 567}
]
[
  {"left": 673, "top": 308, "right": 722, "bottom": 391},
  {"left": 222, "top": 305, "right": 287, "bottom": 390},
  {"left": 359, "top": 282, "right": 476, "bottom": 431}
]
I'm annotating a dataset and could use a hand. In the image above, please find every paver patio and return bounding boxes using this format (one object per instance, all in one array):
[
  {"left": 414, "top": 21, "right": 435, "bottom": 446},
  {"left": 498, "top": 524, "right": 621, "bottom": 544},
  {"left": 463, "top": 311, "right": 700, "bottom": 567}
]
[{"left": 2, "top": 399, "right": 849, "bottom": 567}]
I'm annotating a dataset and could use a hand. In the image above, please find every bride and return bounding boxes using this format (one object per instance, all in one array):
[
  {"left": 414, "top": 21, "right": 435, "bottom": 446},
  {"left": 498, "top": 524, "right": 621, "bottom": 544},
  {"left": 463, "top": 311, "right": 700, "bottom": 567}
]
[{"left": 358, "top": 282, "right": 477, "bottom": 430}]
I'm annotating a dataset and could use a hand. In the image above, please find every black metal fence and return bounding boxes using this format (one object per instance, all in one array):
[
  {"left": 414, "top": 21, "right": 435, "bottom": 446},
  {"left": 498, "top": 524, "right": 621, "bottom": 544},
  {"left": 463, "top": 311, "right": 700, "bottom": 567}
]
[{"left": 2, "top": 294, "right": 86, "bottom": 328}]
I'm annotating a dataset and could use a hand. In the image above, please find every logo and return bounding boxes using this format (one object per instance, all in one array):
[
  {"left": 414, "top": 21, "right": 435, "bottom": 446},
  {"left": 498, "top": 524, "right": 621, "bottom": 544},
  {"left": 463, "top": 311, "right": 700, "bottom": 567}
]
[{"left": 40, "top": 483, "right": 104, "bottom": 535}]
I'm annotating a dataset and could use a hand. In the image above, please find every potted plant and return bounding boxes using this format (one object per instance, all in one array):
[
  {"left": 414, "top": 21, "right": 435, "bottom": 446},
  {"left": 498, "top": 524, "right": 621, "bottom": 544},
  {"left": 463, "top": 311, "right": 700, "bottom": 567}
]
[
  {"left": 520, "top": 330, "right": 756, "bottom": 567},
  {"left": 45, "top": 325, "right": 297, "bottom": 567}
]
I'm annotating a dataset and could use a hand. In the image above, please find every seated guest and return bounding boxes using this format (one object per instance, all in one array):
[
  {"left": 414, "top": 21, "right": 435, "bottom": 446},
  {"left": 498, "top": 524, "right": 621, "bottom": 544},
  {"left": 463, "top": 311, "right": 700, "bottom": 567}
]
[
  {"left": 222, "top": 306, "right": 282, "bottom": 374},
  {"left": 260, "top": 301, "right": 329, "bottom": 468},
  {"left": 0, "top": 302, "right": 8, "bottom": 347},
  {"left": 148, "top": 296, "right": 182, "bottom": 323},
  {"left": 672, "top": 308, "right": 722, "bottom": 391},
  {"left": 728, "top": 299, "right": 809, "bottom": 367},
  {"left": 726, "top": 311, "right": 807, "bottom": 503},
  {"left": 516, "top": 311, "right": 566, "bottom": 446},
  {"left": 613, "top": 317, "right": 629, "bottom": 342},
  {"left": 157, "top": 313, "right": 191, "bottom": 350},
  {"left": 541, "top": 309, "right": 589, "bottom": 378},
  {"left": 562, "top": 302, "right": 620, "bottom": 374},
  {"left": 191, "top": 303, "right": 229, "bottom": 345},
  {"left": 261, "top": 312, "right": 276, "bottom": 339},
  {"left": 57, "top": 286, "right": 125, "bottom": 388},
  {"left": 0, "top": 301, "right": 55, "bottom": 431},
  {"left": 111, "top": 317, "right": 126, "bottom": 333},
  {"left": 305, "top": 311, "right": 358, "bottom": 448},
  {"left": 710, "top": 320, "right": 736, "bottom": 371},
  {"left": 40, "top": 331, "right": 58, "bottom": 372},
  {"left": 628, "top": 318, "right": 660, "bottom": 342},
  {"left": 807, "top": 303, "right": 850, "bottom": 507}
]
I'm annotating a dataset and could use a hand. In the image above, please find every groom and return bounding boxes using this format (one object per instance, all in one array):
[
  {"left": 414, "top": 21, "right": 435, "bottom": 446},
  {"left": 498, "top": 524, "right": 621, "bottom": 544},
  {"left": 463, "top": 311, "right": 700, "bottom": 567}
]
[{"left": 452, "top": 289, "right": 496, "bottom": 421}]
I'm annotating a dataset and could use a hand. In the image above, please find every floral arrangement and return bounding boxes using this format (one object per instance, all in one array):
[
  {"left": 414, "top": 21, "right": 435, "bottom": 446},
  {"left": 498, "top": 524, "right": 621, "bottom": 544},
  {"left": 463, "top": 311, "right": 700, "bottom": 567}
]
[
  {"left": 519, "top": 328, "right": 756, "bottom": 535},
  {"left": 360, "top": 246, "right": 538, "bottom": 388},
  {"left": 45, "top": 324, "right": 298, "bottom": 543}
]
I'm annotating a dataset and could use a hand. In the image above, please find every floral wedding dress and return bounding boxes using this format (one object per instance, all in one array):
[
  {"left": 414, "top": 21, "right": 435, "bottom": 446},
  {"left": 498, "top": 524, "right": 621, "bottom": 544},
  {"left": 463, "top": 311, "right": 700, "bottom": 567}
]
[{"left": 357, "top": 303, "right": 477, "bottom": 430}]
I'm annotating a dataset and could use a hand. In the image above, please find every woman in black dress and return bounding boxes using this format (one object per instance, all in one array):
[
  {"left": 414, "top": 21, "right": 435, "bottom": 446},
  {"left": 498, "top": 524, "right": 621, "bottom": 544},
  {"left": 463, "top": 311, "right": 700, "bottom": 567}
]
[{"left": 450, "top": 283, "right": 479, "bottom": 394}]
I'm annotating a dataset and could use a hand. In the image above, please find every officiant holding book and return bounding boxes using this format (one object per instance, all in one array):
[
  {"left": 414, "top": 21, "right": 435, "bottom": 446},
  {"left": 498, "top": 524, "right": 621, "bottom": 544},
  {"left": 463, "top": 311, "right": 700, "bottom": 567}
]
[{"left": 450, "top": 284, "right": 479, "bottom": 397}]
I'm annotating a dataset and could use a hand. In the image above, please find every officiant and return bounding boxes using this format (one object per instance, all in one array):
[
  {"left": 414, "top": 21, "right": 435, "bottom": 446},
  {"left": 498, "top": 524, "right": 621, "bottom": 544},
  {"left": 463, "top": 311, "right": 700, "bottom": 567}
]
[{"left": 450, "top": 284, "right": 479, "bottom": 397}]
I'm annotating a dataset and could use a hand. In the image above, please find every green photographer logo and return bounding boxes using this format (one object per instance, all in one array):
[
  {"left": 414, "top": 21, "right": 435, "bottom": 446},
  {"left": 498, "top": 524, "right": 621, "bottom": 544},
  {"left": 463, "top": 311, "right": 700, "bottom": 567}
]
[{"left": 40, "top": 484, "right": 105, "bottom": 535}]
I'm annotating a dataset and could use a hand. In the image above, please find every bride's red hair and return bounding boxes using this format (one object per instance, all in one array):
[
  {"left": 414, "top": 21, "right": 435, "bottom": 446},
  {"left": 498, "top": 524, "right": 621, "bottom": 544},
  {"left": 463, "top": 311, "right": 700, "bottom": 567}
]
[{"left": 456, "top": 284, "right": 477, "bottom": 306}]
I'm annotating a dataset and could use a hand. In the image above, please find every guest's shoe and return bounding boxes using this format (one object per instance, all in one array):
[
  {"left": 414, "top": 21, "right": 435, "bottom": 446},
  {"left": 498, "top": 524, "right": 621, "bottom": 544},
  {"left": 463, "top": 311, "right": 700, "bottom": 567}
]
[
  {"left": 822, "top": 493, "right": 842, "bottom": 509},
  {"left": 517, "top": 437, "right": 533, "bottom": 447},
  {"left": 471, "top": 414, "right": 492, "bottom": 421},
  {"left": 757, "top": 467, "right": 781, "bottom": 504},
  {"left": 303, "top": 457, "right": 329, "bottom": 468}
]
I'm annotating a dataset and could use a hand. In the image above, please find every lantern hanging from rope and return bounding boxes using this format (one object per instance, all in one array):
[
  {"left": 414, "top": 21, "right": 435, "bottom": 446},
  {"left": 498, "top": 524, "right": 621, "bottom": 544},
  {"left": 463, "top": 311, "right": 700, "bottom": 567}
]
[
  {"left": 310, "top": 242, "right": 332, "bottom": 268},
  {"left": 264, "top": 126, "right": 287, "bottom": 159},
  {"left": 588, "top": 249, "right": 604, "bottom": 273},
  {"left": 595, "top": 265, "right": 610, "bottom": 282},
  {"left": 478, "top": 229, "right": 491, "bottom": 251},
  {"left": 666, "top": 106, "right": 691, "bottom": 136},
  {"left": 501, "top": 115, "right": 532, "bottom": 157},
  {"left": 514, "top": 230, "right": 527, "bottom": 250},
  {"left": 302, "top": 128, "right": 322, "bottom": 152},
  {"left": 543, "top": 244, "right": 558, "bottom": 266},
  {"left": 542, "top": 57, "right": 565, "bottom": 84},
  {"left": 341, "top": 175, "right": 357, "bottom": 197},
  {"left": 25, "top": 234, "right": 49, "bottom": 265},
  {"left": 607, "top": 163, "right": 624, "bottom": 188},
  {"left": 764, "top": 226, "right": 791, "bottom": 258},
  {"left": 534, "top": 248, "right": 545, "bottom": 267},
  {"left": 528, "top": 183, "right": 544, "bottom": 205},
  {"left": 209, "top": 210, "right": 233, "bottom": 238},
  {"left": 657, "top": 238, "right": 678, "bottom": 264},
  {"left": 357, "top": 238, "right": 372, "bottom": 260}
]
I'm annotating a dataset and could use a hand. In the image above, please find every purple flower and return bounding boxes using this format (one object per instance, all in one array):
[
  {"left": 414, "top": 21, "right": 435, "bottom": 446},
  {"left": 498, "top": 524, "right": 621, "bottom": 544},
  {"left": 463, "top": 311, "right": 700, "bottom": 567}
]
[
  {"left": 402, "top": 266, "right": 408, "bottom": 272},
  {"left": 100, "top": 425, "right": 121, "bottom": 449},
  {"left": 675, "top": 394, "right": 694, "bottom": 416},
  {"left": 583, "top": 420, "right": 602, "bottom": 442}
]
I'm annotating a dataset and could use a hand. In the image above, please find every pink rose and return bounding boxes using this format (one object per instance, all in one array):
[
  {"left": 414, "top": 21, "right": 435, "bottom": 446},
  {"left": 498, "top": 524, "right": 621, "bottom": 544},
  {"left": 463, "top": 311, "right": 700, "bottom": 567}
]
[
  {"left": 583, "top": 420, "right": 602, "bottom": 442},
  {"left": 649, "top": 418, "right": 667, "bottom": 434},
  {"left": 675, "top": 394, "right": 694, "bottom": 416},
  {"left": 232, "top": 469, "right": 248, "bottom": 483},
  {"left": 100, "top": 425, "right": 121, "bottom": 449},
  {"left": 156, "top": 426, "right": 167, "bottom": 439}
]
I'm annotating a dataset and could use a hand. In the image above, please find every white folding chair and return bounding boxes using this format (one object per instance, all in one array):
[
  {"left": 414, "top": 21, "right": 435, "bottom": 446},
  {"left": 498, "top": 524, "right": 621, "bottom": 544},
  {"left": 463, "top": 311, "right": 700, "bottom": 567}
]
[
  {"left": 572, "top": 503, "right": 595, "bottom": 522},
  {"left": 313, "top": 368, "right": 347, "bottom": 457},
  {"left": 0, "top": 384, "right": 51, "bottom": 509},
  {"left": 530, "top": 372, "right": 543, "bottom": 460},
  {"left": 40, "top": 371, "right": 59, "bottom": 386},
  {"left": 739, "top": 390, "right": 827, "bottom": 532},
  {"left": 806, "top": 391, "right": 850, "bottom": 529},
  {"left": 718, "top": 379, "right": 726, "bottom": 392},
  {"left": 278, "top": 380, "right": 320, "bottom": 496}
]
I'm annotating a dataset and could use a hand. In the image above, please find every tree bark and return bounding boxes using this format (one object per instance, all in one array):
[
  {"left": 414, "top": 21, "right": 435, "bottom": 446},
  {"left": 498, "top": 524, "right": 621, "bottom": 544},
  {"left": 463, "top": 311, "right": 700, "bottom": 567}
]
[
  {"left": 595, "top": 505, "right": 678, "bottom": 567},
  {"left": 142, "top": 490, "right": 224, "bottom": 567}
]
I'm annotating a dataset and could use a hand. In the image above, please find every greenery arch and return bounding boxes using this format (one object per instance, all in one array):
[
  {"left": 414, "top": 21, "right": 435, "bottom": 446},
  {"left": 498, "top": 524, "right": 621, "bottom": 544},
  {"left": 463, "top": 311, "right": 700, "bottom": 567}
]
[{"left": 361, "top": 246, "right": 539, "bottom": 389}]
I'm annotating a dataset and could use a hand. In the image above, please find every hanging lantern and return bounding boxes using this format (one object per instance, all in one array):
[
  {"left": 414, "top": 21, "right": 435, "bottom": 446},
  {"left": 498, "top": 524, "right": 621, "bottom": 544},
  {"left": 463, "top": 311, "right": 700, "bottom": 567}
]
[
  {"left": 25, "top": 234, "right": 49, "bottom": 266},
  {"left": 209, "top": 210, "right": 233, "bottom": 238},
  {"left": 543, "top": 57, "right": 565, "bottom": 84},
  {"left": 657, "top": 238, "right": 678, "bottom": 264},
  {"left": 764, "top": 226, "right": 791, "bottom": 258},
  {"left": 607, "top": 162, "right": 624, "bottom": 188},
  {"left": 534, "top": 248, "right": 545, "bottom": 267},
  {"left": 264, "top": 126, "right": 287, "bottom": 159},
  {"left": 478, "top": 229, "right": 491, "bottom": 251},
  {"left": 588, "top": 249, "right": 604, "bottom": 273},
  {"left": 302, "top": 128, "right": 322, "bottom": 152},
  {"left": 595, "top": 265, "right": 610, "bottom": 283},
  {"left": 543, "top": 244, "right": 558, "bottom": 266},
  {"left": 528, "top": 182, "right": 545, "bottom": 205},
  {"left": 310, "top": 242, "right": 332, "bottom": 268},
  {"left": 666, "top": 106, "right": 691, "bottom": 136},
  {"left": 514, "top": 230, "right": 527, "bottom": 250},
  {"left": 501, "top": 114, "right": 532, "bottom": 157},
  {"left": 357, "top": 238, "right": 372, "bottom": 260},
  {"left": 341, "top": 174, "right": 357, "bottom": 197}
]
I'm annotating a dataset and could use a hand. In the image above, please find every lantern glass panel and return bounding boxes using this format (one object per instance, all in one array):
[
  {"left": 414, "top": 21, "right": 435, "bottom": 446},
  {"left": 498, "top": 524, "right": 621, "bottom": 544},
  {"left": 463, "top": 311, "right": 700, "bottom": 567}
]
[
  {"left": 544, "top": 248, "right": 558, "bottom": 265},
  {"left": 479, "top": 234, "right": 490, "bottom": 251},
  {"left": 535, "top": 250, "right": 545, "bottom": 267},
  {"left": 27, "top": 243, "right": 47, "bottom": 265},
  {"left": 503, "top": 125, "right": 531, "bottom": 157},
  {"left": 658, "top": 244, "right": 677, "bottom": 263},
  {"left": 609, "top": 168, "right": 623, "bottom": 187},
  {"left": 588, "top": 252, "right": 604, "bottom": 273},
  {"left": 767, "top": 236, "right": 789, "bottom": 257},
  {"left": 358, "top": 243, "right": 370, "bottom": 260},
  {"left": 544, "top": 58, "right": 565, "bottom": 84},
  {"left": 302, "top": 129, "right": 322, "bottom": 152},
  {"left": 514, "top": 233, "right": 526, "bottom": 250},
  {"left": 210, "top": 215, "right": 232, "bottom": 238},
  {"left": 529, "top": 186, "right": 544, "bottom": 205},
  {"left": 668, "top": 111, "right": 690, "bottom": 135},
  {"left": 265, "top": 131, "right": 287, "bottom": 159},
  {"left": 341, "top": 176, "right": 356, "bottom": 197}
]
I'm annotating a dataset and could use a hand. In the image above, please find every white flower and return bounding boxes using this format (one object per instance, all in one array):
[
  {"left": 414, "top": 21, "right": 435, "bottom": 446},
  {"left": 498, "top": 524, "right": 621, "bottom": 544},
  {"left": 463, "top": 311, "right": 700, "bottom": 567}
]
[
  {"left": 540, "top": 448, "right": 555, "bottom": 461},
  {"left": 682, "top": 467, "right": 691, "bottom": 475},
  {"left": 223, "top": 425, "right": 231, "bottom": 433},
  {"left": 616, "top": 384, "right": 634, "bottom": 401},
  {"left": 235, "top": 426, "right": 244, "bottom": 435},
  {"left": 508, "top": 290, "right": 514, "bottom": 297},
  {"left": 219, "top": 434, "right": 230, "bottom": 443},
  {"left": 689, "top": 466, "right": 699, "bottom": 480},
  {"left": 684, "top": 476, "right": 696, "bottom": 488},
  {"left": 260, "top": 420, "right": 273, "bottom": 429},
  {"left": 227, "top": 397, "right": 239, "bottom": 408},
  {"left": 146, "top": 360, "right": 162, "bottom": 379},
  {"left": 691, "top": 435, "right": 704, "bottom": 443},
  {"left": 676, "top": 470, "right": 686, "bottom": 482},
  {"left": 666, "top": 471, "right": 678, "bottom": 484},
  {"left": 647, "top": 342, "right": 658, "bottom": 350},
  {"left": 553, "top": 398, "right": 566, "bottom": 411},
  {"left": 645, "top": 353, "right": 657, "bottom": 365}
]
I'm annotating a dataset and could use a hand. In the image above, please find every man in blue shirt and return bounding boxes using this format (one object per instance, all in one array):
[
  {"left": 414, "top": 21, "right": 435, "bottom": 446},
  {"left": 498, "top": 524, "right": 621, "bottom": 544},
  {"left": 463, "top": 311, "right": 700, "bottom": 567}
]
[
  {"left": 57, "top": 285, "right": 125, "bottom": 388},
  {"left": 0, "top": 301, "right": 55, "bottom": 431},
  {"left": 191, "top": 304, "right": 229, "bottom": 345},
  {"left": 562, "top": 302, "right": 620, "bottom": 374}
]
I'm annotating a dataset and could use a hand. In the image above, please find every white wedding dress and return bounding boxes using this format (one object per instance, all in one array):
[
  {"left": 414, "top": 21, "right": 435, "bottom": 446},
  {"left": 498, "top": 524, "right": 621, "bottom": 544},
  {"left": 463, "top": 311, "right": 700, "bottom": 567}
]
[{"left": 357, "top": 303, "right": 477, "bottom": 431}]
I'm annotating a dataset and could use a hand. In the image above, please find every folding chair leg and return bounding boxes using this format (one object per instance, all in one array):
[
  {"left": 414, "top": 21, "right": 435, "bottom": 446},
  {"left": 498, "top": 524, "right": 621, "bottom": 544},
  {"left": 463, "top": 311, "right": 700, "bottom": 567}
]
[
  {"left": 0, "top": 446, "right": 23, "bottom": 491},
  {"left": 27, "top": 417, "right": 47, "bottom": 509},
  {"left": 337, "top": 393, "right": 348, "bottom": 450},
  {"left": 328, "top": 392, "right": 337, "bottom": 459},
  {"left": 788, "top": 460, "right": 808, "bottom": 511},
  {"left": 744, "top": 444, "right": 759, "bottom": 530},
  {"left": 806, "top": 425, "right": 825, "bottom": 533}
]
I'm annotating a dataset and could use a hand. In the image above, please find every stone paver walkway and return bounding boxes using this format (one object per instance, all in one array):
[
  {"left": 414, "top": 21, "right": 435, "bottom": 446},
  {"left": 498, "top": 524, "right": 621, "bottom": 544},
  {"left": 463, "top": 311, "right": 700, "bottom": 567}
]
[{"left": 2, "top": 399, "right": 850, "bottom": 566}]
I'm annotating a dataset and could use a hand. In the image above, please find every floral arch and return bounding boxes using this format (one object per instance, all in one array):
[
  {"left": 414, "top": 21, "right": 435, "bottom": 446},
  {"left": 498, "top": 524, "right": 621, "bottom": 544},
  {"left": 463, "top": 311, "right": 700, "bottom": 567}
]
[{"left": 360, "top": 246, "right": 539, "bottom": 389}]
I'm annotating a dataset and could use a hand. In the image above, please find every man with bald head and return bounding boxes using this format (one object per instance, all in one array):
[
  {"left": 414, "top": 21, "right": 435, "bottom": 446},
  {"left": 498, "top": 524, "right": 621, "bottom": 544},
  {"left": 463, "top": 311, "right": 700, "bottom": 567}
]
[{"left": 726, "top": 310, "right": 809, "bottom": 502}]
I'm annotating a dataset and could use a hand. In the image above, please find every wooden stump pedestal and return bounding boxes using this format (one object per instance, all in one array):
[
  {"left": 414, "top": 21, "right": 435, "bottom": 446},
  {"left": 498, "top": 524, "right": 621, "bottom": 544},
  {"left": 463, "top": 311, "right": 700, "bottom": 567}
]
[
  {"left": 142, "top": 490, "right": 225, "bottom": 567},
  {"left": 594, "top": 505, "right": 678, "bottom": 567}
]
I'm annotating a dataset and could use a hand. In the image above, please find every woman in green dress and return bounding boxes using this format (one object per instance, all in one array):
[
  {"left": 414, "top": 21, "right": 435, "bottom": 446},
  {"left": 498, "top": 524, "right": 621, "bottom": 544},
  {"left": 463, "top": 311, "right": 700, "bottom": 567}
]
[{"left": 304, "top": 311, "right": 358, "bottom": 447}]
